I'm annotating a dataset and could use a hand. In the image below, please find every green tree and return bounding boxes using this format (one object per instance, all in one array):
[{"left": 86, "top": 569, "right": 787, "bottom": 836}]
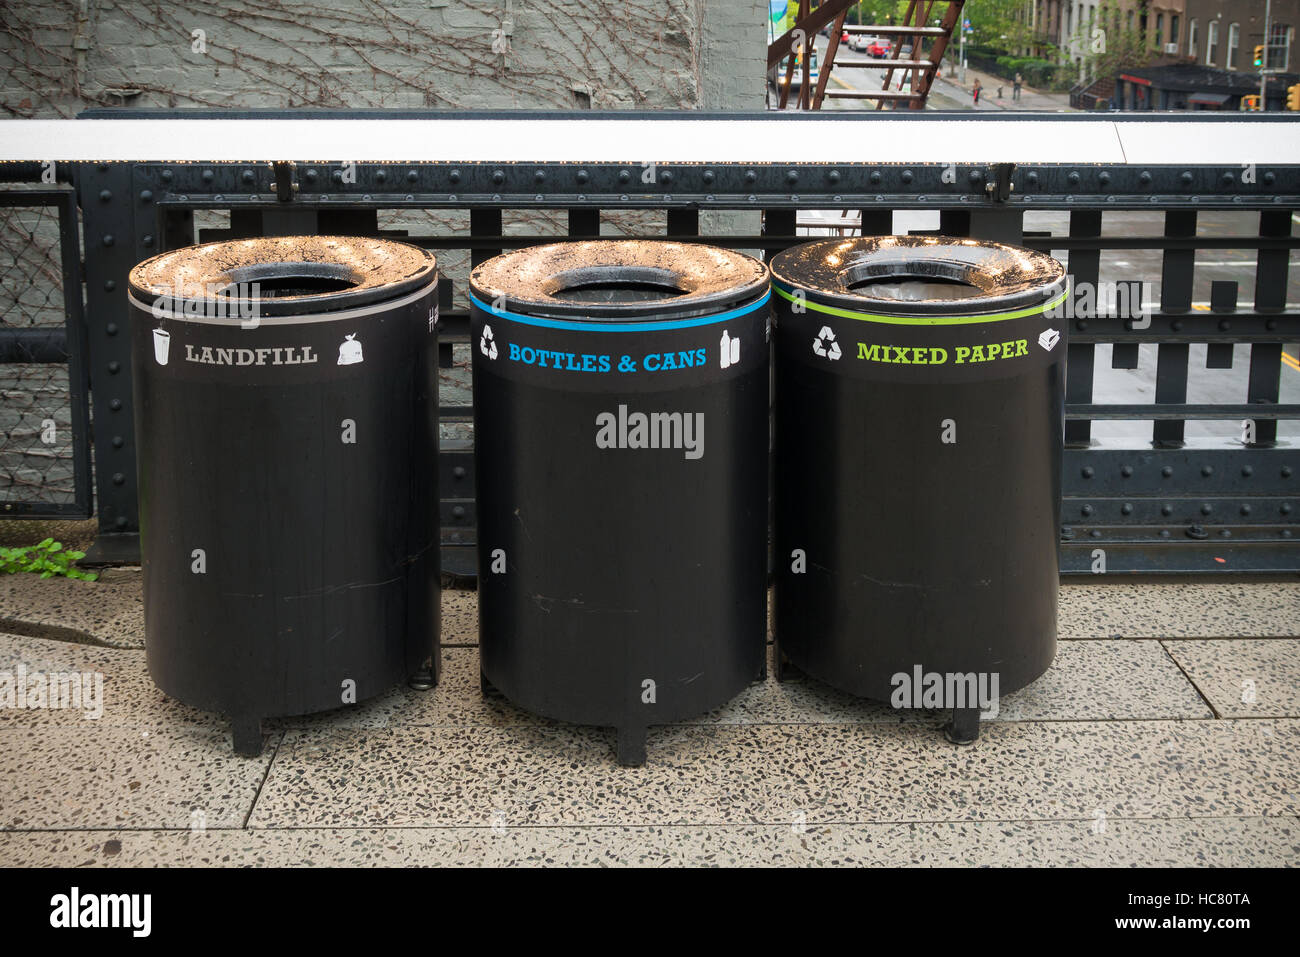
[{"left": 960, "top": 0, "right": 1039, "bottom": 56}]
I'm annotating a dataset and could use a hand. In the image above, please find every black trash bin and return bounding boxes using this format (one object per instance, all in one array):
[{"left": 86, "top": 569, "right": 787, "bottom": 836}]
[
  {"left": 770, "top": 236, "right": 1068, "bottom": 743},
  {"left": 128, "top": 236, "right": 441, "bottom": 755},
  {"left": 469, "top": 240, "right": 770, "bottom": 765}
]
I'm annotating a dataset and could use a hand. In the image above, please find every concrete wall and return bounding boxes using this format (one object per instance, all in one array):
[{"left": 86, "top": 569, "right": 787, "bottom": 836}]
[{"left": 2, "top": 0, "right": 766, "bottom": 116}]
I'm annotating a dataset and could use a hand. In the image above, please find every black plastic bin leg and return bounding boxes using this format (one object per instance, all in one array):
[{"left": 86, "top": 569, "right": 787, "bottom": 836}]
[
  {"left": 616, "top": 725, "right": 648, "bottom": 767},
  {"left": 231, "top": 716, "right": 264, "bottom": 757},
  {"left": 944, "top": 706, "right": 981, "bottom": 745},
  {"left": 773, "top": 639, "right": 793, "bottom": 682},
  {"left": 408, "top": 661, "right": 438, "bottom": 692}
]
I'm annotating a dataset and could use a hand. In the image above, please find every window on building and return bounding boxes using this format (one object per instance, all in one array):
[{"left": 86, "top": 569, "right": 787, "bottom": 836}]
[
  {"left": 1227, "top": 22, "right": 1239, "bottom": 69},
  {"left": 1269, "top": 23, "right": 1293, "bottom": 70},
  {"left": 1189, "top": 19, "right": 1198, "bottom": 58},
  {"left": 1207, "top": 20, "right": 1219, "bottom": 65},
  {"left": 1171, "top": 15, "right": 1180, "bottom": 52},
  {"left": 1156, "top": 13, "right": 1164, "bottom": 47}
]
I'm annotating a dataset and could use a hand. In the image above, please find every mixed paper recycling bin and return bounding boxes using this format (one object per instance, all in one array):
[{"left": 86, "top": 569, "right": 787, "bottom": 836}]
[
  {"left": 129, "top": 236, "right": 441, "bottom": 755},
  {"left": 469, "top": 240, "right": 770, "bottom": 765},
  {"left": 770, "top": 237, "right": 1068, "bottom": 743}
]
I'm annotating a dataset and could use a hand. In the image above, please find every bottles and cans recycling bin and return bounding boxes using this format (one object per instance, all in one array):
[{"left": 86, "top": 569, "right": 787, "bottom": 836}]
[
  {"left": 128, "top": 236, "right": 441, "bottom": 755},
  {"left": 770, "top": 236, "right": 1068, "bottom": 743},
  {"left": 469, "top": 240, "right": 770, "bottom": 765}
]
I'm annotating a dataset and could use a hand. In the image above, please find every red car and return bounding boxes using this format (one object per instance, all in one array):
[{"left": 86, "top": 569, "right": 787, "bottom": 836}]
[{"left": 867, "top": 39, "right": 892, "bottom": 57}]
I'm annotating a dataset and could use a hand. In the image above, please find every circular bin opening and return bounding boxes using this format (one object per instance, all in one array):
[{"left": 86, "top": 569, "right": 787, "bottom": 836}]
[
  {"left": 216, "top": 262, "right": 363, "bottom": 299},
  {"left": 771, "top": 236, "right": 1066, "bottom": 316},
  {"left": 843, "top": 272, "right": 984, "bottom": 303},
  {"left": 548, "top": 266, "right": 689, "bottom": 305},
  {"left": 130, "top": 235, "right": 437, "bottom": 319},
  {"left": 471, "top": 240, "right": 769, "bottom": 321}
]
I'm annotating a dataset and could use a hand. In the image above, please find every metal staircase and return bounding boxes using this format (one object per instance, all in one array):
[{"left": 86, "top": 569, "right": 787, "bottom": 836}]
[{"left": 769, "top": 0, "right": 965, "bottom": 110}]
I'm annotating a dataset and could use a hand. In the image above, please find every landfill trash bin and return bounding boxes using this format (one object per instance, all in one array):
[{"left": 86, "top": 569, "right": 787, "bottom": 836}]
[
  {"left": 770, "top": 236, "right": 1068, "bottom": 743},
  {"left": 128, "top": 236, "right": 441, "bottom": 755},
  {"left": 469, "top": 240, "right": 770, "bottom": 765}
]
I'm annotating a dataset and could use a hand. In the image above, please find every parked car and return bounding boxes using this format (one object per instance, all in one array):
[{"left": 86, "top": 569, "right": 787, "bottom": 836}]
[
  {"left": 849, "top": 34, "right": 875, "bottom": 52},
  {"left": 767, "top": 46, "right": 820, "bottom": 100},
  {"left": 867, "top": 38, "right": 891, "bottom": 57}
]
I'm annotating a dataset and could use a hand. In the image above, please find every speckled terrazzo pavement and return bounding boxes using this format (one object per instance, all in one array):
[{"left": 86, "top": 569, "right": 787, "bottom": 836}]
[
  {"left": 1, "top": 818, "right": 1295, "bottom": 867},
  {"left": 0, "top": 567, "right": 144, "bottom": 649},
  {"left": 1163, "top": 639, "right": 1300, "bottom": 718},
  {"left": 247, "top": 720, "right": 1299, "bottom": 828},
  {"left": 0, "top": 580, "right": 1297, "bottom": 866},
  {"left": 1058, "top": 582, "right": 1300, "bottom": 638}
]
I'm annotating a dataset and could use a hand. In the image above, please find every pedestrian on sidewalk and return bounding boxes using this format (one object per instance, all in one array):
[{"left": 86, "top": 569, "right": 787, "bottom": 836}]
[
  {"left": 1013, "top": 72, "right": 1022, "bottom": 101},
  {"left": 972, "top": 78, "right": 981, "bottom": 105}
]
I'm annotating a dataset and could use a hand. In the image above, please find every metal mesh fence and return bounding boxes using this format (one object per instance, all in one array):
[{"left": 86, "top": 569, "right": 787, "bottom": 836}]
[{"left": 0, "top": 200, "right": 79, "bottom": 509}]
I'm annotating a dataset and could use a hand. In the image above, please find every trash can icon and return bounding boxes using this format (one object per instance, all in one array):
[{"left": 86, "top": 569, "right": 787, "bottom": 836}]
[
  {"left": 771, "top": 236, "right": 1068, "bottom": 744},
  {"left": 152, "top": 327, "right": 171, "bottom": 365}
]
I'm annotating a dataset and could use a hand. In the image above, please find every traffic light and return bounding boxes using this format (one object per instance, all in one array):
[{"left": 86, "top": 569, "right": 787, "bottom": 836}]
[
  {"left": 1253, "top": 45, "right": 1265, "bottom": 67},
  {"left": 1288, "top": 83, "right": 1300, "bottom": 111},
  {"left": 1240, "top": 94, "right": 1261, "bottom": 111}
]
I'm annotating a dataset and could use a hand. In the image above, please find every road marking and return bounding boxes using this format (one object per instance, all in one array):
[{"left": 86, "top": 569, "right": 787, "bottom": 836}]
[
  {"left": 1194, "top": 260, "right": 1290, "bottom": 267},
  {"left": 1283, "top": 351, "right": 1300, "bottom": 372},
  {"left": 1106, "top": 259, "right": 1285, "bottom": 268}
]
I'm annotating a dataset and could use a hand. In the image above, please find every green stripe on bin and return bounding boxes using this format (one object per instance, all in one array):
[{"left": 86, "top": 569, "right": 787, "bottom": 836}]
[{"left": 771, "top": 283, "right": 1068, "bottom": 326}]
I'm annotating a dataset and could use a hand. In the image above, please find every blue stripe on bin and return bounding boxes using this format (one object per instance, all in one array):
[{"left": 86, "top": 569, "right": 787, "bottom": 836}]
[{"left": 468, "top": 289, "right": 771, "bottom": 332}]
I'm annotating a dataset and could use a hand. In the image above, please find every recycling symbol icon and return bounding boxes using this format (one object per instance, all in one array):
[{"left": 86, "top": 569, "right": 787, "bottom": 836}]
[
  {"left": 812, "top": 325, "right": 842, "bottom": 360},
  {"left": 480, "top": 324, "right": 499, "bottom": 360}
]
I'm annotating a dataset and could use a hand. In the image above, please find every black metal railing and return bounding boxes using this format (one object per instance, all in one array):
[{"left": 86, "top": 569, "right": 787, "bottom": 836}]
[
  {"left": 1, "top": 111, "right": 1296, "bottom": 576},
  {"left": 0, "top": 187, "right": 91, "bottom": 519}
]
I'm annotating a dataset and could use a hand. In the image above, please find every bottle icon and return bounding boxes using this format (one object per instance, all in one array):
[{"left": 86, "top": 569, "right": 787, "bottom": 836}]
[{"left": 720, "top": 330, "right": 740, "bottom": 369}]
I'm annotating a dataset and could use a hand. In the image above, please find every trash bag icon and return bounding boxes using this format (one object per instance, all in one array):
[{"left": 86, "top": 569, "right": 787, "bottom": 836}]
[
  {"left": 1037, "top": 328, "right": 1061, "bottom": 352},
  {"left": 812, "top": 325, "right": 842, "bottom": 360},
  {"left": 480, "top": 324, "right": 499, "bottom": 360},
  {"left": 337, "top": 333, "right": 363, "bottom": 365}
]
